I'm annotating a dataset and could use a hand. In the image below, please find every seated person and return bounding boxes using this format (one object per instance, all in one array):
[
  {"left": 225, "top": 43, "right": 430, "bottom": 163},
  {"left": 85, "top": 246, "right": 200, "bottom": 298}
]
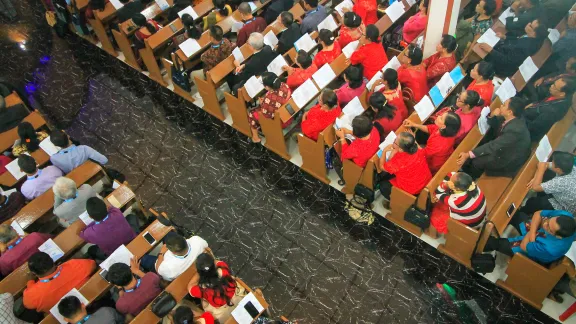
[
  {"left": 203, "top": 0, "right": 232, "bottom": 30},
  {"left": 283, "top": 50, "right": 318, "bottom": 90},
  {"left": 505, "top": 0, "right": 540, "bottom": 38},
  {"left": 335, "top": 115, "right": 381, "bottom": 168},
  {"left": 264, "top": 0, "right": 293, "bottom": 24},
  {"left": 455, "top": 19, "right": 474, "bottom": 61},
  {"left": 12, "top": 122, "right": 48, "bottom": 157},
  {"left": 300, "top": 0, "right": 329, "bottom": 34},
  {"left": 53, "top": 177, "right": 97, "bottom": 227},
  {"left": 549, "top": 12, "right": 576, "bottom": 72},
  {"left": 348, "top": 0, "right": 378, "bottom": 26},
  {"left": 132, "top": 13, "right": 161, "bottom": 46},
  {"left": 480, "top": 18, "right": 547, "bottom": 77},
  {"left": 191, "top": 25, "right": 235, "bottom": 86},
  {"left": 276, "top": 11, "right": 302, "bottom": 54},
  {"left": 525, "top": 77, "right": 575, "bottom": 142},
  {"left": 483, "top": 209, "right": 576, "bottom": 264},
  {"left": 0, "top": 224, "right": 51, "bottom": 276},
  {"left": 172, "top": 14, "right": 202, "bottom": 46},
  {"left": 522, "top": 151, "right": 575, "bottom": 214},
  {"left": 313, "top": 29, "right": 342, "bottom": 68},
  {"left": 107, "top": 259, "right": 163, "bottom": 320},
  {"left": 85, "top": 0, "right": 108, "bottom": 21},
  {"left": 58, "top": 295, "right": 124, "bottom": 323},
  {"left": 236, "top": 2, "right": 267, "bottom": 47},
  {"left": 18, "top": 154, "right": 64, "bottom": 200},
  {"left": 247, "top": 72, "right": 292, "bottom": 143},
  {"left": 231, "top": 33, "right": 276, "bottom": 92},
  {"left": 338, "top": 12, "right": 364, "bottom": 49},
  {"left": 422, "top": 34, "right": 457, "bottom": 88},
  {"left": 0, "top": 189, "right": 25, "bottom": 222},
  {"left": 430, "top": 172, "right": 487, "bottom": 234},
  {"left": 171, "top": 305, "right": 215, "bottom": 324},
  {"left": 457, "top": 97, "right": 532, "bottom": 178},
  {"left": 80, "top": 197, "right": 137, "bottom": 258},
  {"left": 378, "top": 132, "right": 432, "bottom": 201},
  {"left": 397, "top": 44, "right": 428, "bottom": 101},
  {"left": 369, "top": 69, "right": 408, "bottom": 119},
  {"left": 23, "top": 252, "right": 96, "bottom": 313},
  {"left": 452, "top": 90, "right": 484, "bottom": 144},
  {"left": 301, "top": 89, "right": 342, "bottom": 141},
  {"left": 115, "top": 0, "right": 144, "bottom": 23},
  {"left": 156, "top": 232, "right": 208, "bottom": 281},
  {"left": 49, "top": 129, "right": 108, "bottom": 174},
  {"left": 363, "top": 92, "right": 402, "bottom": 138},
  {"left": 350, "top": 24, "right": 388, "bottom": 80},
  {"left": 0, "top": 95, "right": 28, "bottom": 133},
  {"left": 402, "top": 0, "right": 429, "bottom": 43},
  {"left": 335, "top": 65, "right": 366, "bottom": 106},
  {"left": 467, "top": 0, "right": 496, "bottom": 36},
  {"left": 525, "top": 56, "right": 576, "bottom": 102},
  {"left": 467, "top": 61, "right": 495, "bottom": 105}
]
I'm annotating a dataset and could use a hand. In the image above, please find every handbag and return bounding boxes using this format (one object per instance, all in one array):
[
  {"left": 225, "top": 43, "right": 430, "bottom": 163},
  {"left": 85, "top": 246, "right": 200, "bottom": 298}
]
[
  {"left": 151, "top": 291, "right": 177, "bottom": 317},
  {"left": 404, "top": 196, "right": 431, "bottom": 229},
  {"left": 171, "top": 55, "right": 191, "bottom": 92},
  {"left": 470, "top": 221, "right": 499, "bottom": 274}
]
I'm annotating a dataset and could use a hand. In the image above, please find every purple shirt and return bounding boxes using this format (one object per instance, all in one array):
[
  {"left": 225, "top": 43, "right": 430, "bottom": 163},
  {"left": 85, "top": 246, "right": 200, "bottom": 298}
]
[
  {"left": 21, "top": 166, "right": 64, "bottom": 200},
  {"left": 116, "top": 273, "right": 162, "bottom": 316},
  {"left": 79, "top": 207, "right": 137, "bottom": 255},
  {"left": 0, "top": 233, "right": 52, "bottom": 276}
]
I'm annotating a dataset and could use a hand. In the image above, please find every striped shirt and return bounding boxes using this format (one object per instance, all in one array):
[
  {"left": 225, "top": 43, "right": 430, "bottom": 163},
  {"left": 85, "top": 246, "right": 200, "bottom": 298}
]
[{"left": 435, "top": 172, "right": 487, "bottom": 227}]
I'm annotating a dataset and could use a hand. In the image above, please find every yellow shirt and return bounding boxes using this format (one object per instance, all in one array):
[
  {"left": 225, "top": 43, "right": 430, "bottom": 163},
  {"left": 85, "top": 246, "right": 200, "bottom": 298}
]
[{"left": 202, "top": 5, "right": 232, "bottom": 30}]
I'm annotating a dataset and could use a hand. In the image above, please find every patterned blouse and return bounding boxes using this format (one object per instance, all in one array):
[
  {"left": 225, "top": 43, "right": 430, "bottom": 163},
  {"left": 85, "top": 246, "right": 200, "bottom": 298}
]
[
  {"left": 423, "top": 52, "right": 457, "bottom": 88},
  {"left": 12, "top": 131, "right": 48, "bottom": 157},
  {"left": 200, "top": 38, "right": 235, "bottom": 72},
  {"left": 338, "top": 26, "right": 363, "bottom": 48},
  {"left": 470, "top": 14, "right": 493, "bottom": 36},
  {"left": 248, "top": 83, "right": 292, "bottom": 129}
]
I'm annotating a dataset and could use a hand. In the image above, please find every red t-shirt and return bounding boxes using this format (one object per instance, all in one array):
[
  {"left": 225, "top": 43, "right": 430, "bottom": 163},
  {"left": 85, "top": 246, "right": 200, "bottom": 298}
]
[
  {"left": 301, "top": 104, "right": 342, "bottom": 141},
  {"left": 353, "top": 0, "right": 378, "bottom": 25},
  {"left": 383, "top": 149, "right": 431, "bottom": 194},
  {"left": 313, "top": 42, "right": 342, "bottom": 68},
  {"left": 286, "top": 64, "right": 318, "bottom": 90},
  {"left": 455, "top": 106, "right": 481, "bottom": 144},
  {"left": 338, "top": 26, "right": 362, "bottom": 48},
  {"left": 236, "top": 17, "right": 267, "bottom": 46},
  {"left": 341, "top": 128, "right": 380, "bottom": 167},
  {"left": 423, "top": 124, "right": 456, "bottom": 174},
  {"left": 467, "top": 80, "right": 494, "bottom": 106},
  {"left": 380, "top": 87, "right": 408, "bottom": 120},
  {"left": 375, "top": 112, "right": 403, "bottom": 136},
  {"left": 350, "top": 42, "right": 388, "bottom": 79},
  {"left": 190, "top": 261, "right": 236, "bottom": 307},
  {"left": 397, "top": 65, "right": 428, "bottom": 102},
  {"left": 0, "top": 233, "right": 52, "bottom": 276}
]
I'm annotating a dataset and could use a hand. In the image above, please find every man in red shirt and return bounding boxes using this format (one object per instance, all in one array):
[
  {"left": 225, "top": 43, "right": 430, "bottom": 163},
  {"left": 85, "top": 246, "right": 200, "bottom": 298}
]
[
  {"left": 0, "top": 225, "right": 52, "bottom": 276},
  {"left": 301, "top": 89, "right": 341, "bottom": 141},
  {"left": 336, "top": 115, "right": 381, "bottom": 168},
  {"left": 349, "top": 24, "right": 388, "bottom": 79},
  {"left": 236, "top": 2, "right": 267, "bottom": 47}
]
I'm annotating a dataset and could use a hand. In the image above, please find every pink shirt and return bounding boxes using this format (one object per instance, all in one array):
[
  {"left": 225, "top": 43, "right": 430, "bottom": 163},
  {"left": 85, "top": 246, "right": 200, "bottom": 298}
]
[
  {"left": 335, "top": 81, "right": 367, "bottom": 106},
  {"left": 455, "top": 106, "right": 481, "bottom": 144},
  {"left": 0, "top": 233, "right": 52, "bottom": 276},
  {"left": 402, "top": 12, "right": 427, "bottom": 43}
]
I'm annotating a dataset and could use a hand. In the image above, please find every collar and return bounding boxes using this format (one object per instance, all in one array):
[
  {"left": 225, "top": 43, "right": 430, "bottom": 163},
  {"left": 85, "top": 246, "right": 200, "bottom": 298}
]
[
  {"left": 27, "top": 170, "right": 42, "bottom": 180},
  {"left": 305, "top": 7, "right": 320, "bottom": 16},
  {"left": 58, "top": 144, "right": 77, "bottom": 154},
  {"left": 174, "top": 243, "right": 191, "bottom": 259},
  {"left": 95, "top": 215, "right": 109, "bottom": 225},
  {"left": 211, "top": 40, "right": 224, "bottom": 48},
  {"left": 64, "top": 192, "right": 79, "bottom": 203},
  {"left": 77, "top": 315, "right": 91, "bottom": 324},
  {"left": 243, "top": 17, "right": 256, "bottom": 24},
  {"left": 7, "top": 237, "right": 23, "bottom": 250},
  {"left": 124, "top": 278, "right": 141, "bottom": 293},
  {"left": 1, "top": 195, "right": 9, "bottom": 206},
  {"left": 39, "top": 266, "right": 63, "bottom": 283}
]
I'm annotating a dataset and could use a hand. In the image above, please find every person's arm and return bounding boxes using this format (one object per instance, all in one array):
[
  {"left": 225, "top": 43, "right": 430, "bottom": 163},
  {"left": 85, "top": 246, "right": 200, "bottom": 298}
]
[
  {"left": 528, "top": 161, "right": 548, "bottom": 192},
  {"left": 526, "top": 210, "right": 543, "bottom": 242},
  {"left": 403, "top": 120, "right": 429, "bottom": 133},
  {"left": 472, "top": 123, "right": 517, "bottom": 158},
  {"left": 187, "top": 272, "right": 200, "bottom": 293},
  {"left": 85, "top": 146, "right": 108, "bottom": 165},
  {"left": 349, "top": 47, "right": 365, "bottom": 65},
  {"left": 434, "top": 173, "right": 453, "bottom": 203},
  {"left": 154, "top": 244, "right": 168, "bottom": 272},
  {"left": 130, "top": 258, "right": 146, "bottom": 278},
  {"left": 124, "top": 314, "right": 134, "bottom": 323},
  {"left": 426, "top": 60, "right": 448, "bottom": 80}
]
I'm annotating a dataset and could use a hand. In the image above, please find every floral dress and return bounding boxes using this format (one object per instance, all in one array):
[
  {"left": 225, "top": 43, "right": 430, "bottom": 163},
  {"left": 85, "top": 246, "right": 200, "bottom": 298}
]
[
  {"left": 248, "top": 83, "right": 292, "bottom": 129},
  {"left": 470, "top": 14, "right": 493, "bottom": 36}
]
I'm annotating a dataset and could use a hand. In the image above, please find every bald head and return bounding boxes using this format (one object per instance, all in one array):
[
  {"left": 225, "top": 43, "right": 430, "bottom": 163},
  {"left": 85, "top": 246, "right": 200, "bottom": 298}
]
[{"left": 239, "top": 2, "right": 252, "bottom": 15}]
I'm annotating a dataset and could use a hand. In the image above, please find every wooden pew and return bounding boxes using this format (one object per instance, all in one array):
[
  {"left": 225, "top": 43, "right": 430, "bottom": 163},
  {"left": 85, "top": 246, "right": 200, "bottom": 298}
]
[
  {"left": 224, "top": 278, "right": 270, "bottom": 324},
  {"left": 4, "top": 91, "right": 25, "bottom": 107},
  {"left": 0, "top": 111, "right": 46, "bottom": 153}
]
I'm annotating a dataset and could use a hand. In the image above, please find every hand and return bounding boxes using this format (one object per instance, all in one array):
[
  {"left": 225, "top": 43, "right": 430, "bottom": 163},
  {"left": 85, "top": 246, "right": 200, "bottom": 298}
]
[
  {"left": 233, "top": 59, "right": 240, "bottom": 68},
  {"left": 372, "top": 79, "right": 384, "bottom": 88},
  {"left": 235, "top": 64, "right": 245, "bottom": 73},
  {"left": 281, "top": 65, "right": 289, "bottom": 71},
  {"left": 130, "top": 257, "right": 141, "bottom": 274},
  {"left": 403, "top": 119, "right": 415, "bottom": 128},
  {"left": 520, "top": 235, "right": 530, "bottom": 251},
  {"left": 511, "top": 1, "right": 520, "bottom": 12},
  {"left": 491, "top": 108, "right": 501, "bottom": 116},
  {"left": 335, "top": 129, "right": 345, "bottom": 139},
  {"left": 302, "top": 111, "right": 308, "bottom": 121},
  {"left": 495, "top": 32, "right": 506, "bottom": 39},
  {"left": 431, "top": 195, "right": 439, "bottom": 203},
  {"left": 383, "top": 144, "right": 393, "bottom": 152},
  {"left": 457, "top": 152, "right": 470, "bottom": 165},
  {"left": 527, "top": 177, "right": 535, "bottom": 189},
  {"left": 534, "top": 77, "right": 544, "bottom": 87},
  {"left": 478, "top": 43, "right": 492, "bottom": 52}
]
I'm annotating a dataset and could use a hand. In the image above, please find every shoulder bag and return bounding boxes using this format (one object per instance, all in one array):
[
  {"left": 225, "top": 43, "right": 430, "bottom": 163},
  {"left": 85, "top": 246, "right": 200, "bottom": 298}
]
[{"left": 470, "top": 221, "right": 499, "bottom": 274}]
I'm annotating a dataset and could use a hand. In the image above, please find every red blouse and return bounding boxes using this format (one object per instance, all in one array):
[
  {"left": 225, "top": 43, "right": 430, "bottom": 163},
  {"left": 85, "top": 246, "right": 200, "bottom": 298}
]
[
  {"left": 353, "top": 0, "right": 378, "bottom": 25},
  {"left": 341, "top": 127, "right": 380, "bottom": 167},
  {"left": 189, "top": 261, "right": 236, "bottom": 308},
  {"left": 301, "top": 104, "right": 342, "bottom": 141},
  {"left": 135, "top": 20, "right": 161, "bottom": 42},
  {"left": 379, "top": 87, "right": 408, "bottom": 120},
  {"left": 338, "top": 26, "right": 363, "bottom": 48},
  {"left": 375, "top": 111, "right": 403, "bottom": 136},
  {"left": 423, "top": 124, "right": 456, "bottom": 174},
  {"left": 397, "top": 65, "right": 428, "bottom": 102},
  {"left": 286, "top": 64, "right": 318, "bottom": 90},
  {"left": 423, "top": 52, "right": 457, "bottom": 88},
  {"left": 350, "top": 42, "right": 388, "bottom": 80},
  {"left": 467, "top": 80, "right": 494, "bottom": 105},
  {"left": 383, "top": 149, "right": 432, "bottom": 195},
  {"left": 313, "top": 42, "right": 342, "bottom": 68}
]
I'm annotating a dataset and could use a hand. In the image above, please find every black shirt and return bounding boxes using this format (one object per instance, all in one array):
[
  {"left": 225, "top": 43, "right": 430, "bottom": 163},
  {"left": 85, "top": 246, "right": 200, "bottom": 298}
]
[
  {"left": 0, "top": 104, "right": 29, "bottom": 133},
  {"left": 116, "top": 0, "right": 144, "bottom": 23},
  {"left": 277, "top": 23, "right": 302, "bottom": 54}
]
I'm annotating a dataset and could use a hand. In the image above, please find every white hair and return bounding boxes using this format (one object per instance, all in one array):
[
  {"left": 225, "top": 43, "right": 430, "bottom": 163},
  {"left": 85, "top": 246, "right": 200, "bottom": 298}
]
[
  {"left": 248, "top": 33, "right": 264, "bottom": 50},
  {"left": 52, "top": 177, "right": 78, "bottom": 200}
]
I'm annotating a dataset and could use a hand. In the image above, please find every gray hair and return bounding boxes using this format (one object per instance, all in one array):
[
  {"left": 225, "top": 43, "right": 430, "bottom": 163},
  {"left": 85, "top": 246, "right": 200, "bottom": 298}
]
[
  {"left": 248, "top": 33, "right": 264, "bottom": 50},
  {"left": 0, "top": 224, "right": 17, "bottom": 244},
  {"left": 52, "top": 177, "right": 78, "bottom": 200}
]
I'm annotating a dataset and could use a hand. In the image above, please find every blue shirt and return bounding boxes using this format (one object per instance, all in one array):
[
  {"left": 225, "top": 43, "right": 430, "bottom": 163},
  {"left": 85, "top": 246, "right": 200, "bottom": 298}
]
[
  {"left": 50, "top": 145, "right": 108, "bottom": 174},
  {"left": 21, "top": 166, "right": 64, "bottom": 200},
  {"left": 300, "top": 5, "right": 328, "bottom": 34}
]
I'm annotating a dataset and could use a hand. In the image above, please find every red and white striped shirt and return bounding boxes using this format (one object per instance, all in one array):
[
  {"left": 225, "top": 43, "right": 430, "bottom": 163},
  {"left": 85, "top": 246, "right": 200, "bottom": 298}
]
[{"left": 434, "top": 172, "right": 487, "bottom": 227}]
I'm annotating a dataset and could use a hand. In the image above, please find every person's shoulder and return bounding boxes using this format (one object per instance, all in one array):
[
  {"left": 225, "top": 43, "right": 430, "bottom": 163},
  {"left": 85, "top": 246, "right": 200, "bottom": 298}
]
[
  {"left": 144, "top": 271, "right": 161, "bottom": 281},
  {"left": 44, "top": 165, "right": 64, "bottom": 174},
  {"left": 64, "top": 258, "right": 96, "bottom": 270},
  {"left": 8, "top": 191, "right": 25, "bottom": 201}
]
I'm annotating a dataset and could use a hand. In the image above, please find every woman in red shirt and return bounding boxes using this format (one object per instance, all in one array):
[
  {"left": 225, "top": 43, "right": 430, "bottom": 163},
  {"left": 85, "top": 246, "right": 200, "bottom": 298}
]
[
  {"left": 350, "top": 24, "right": 388, "bottom": 79},
  {"left": 313, "top": 29, "right": 342, "bottom": 68},
  {"left": 467, "top": 61, "right": 495, "bottom": 105},
  {"left": 453, "top": 90, "right": 483, "bottom": 144},
  {"left": 369, "top": 68, "right": 408, "bottom": 120},
  {"left": 301, "top": 89, "right": 342, "bottom": 141},
  {"left": 403, "top": 111, "right": 461, "bottom": 174},
  {"left": 335, "top": 65, "right": 366, "bottom": 106},
  {"left": 422, "top": 34, "right": 457, "bottom": 88},
  {"left": 338, "top": 12, "right": 364, "bottom": 48},
  {"left": 402, "top": 0, "right": 429, "bottom": 43},
  {"left": 348, "top": 0, "right": 378, "bottom": 25},
  {"left": 397, "top": 44, "right": 428, "bottom": 101},
  {"left": 363, "top": 92, "right": 402, "bottom": 138},
  {"left": 283, "top": 50, "right": 318, "bottom": 90},
  {"left": 132, "top": 14, "right": 161, "bottom": 43},
  {"left": 335, "top": 115, "right": 380, "bottom": 168}
]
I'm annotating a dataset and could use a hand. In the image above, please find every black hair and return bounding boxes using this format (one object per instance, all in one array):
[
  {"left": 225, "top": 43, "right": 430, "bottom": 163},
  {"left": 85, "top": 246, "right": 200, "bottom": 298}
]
[
  {"left": 345, "top": 66, "right": 364, "bottom": 89},
  {"left": 440, "top": 34, "right": 457, "bottom": 53},
  {"left": 262, "top": 72, "right": 282, "bottom": 90},
  {"left": 58, "top": 296, "right": 82, "bottom": 319},
  {"left": 165, "top": 232, "right": 188, "bottom": 253},
  {"left": 343, "top": 12, "right": 362, "bottom": 28},
  {"left": 119, "top": 0, "right": 130, "bottom": 4},
  {"left": 475, "top": 61, "right": 495, "bottom": 80},
  {"left": 182, "top": 14, "right": 201, "bottom": 40},
  {"left": 407, "top": 44, "right": 423, "bottom": 65},
  {"left": 238, "top": 2, "right": 252, "bottom": 14},
  {"left": 173, "top": 306, "right": 194, "bottom": 324},
  {"left": 304, "top": 0, "right": 319, "bottom": 8},
  {"left": 209, "top": 25, "right": 224, "bottom": 41},
  {"left": 321, "top": 89, "right": 338, "bottom": 108},
  {"left": 439, "top": 112, "right": 461, "bottom": 137},
  {"left": 383, "top": 68, "right": 399, "bottom": 90},
  {"left": 533, "top": 19, "right": 548, "bottom": 39},
  {"left": 508, "top": 97, "right": 526, "bottom": 117},
  {"left": 86, "top": 197, "right": 108, "bottom": 221},
  {"left": 463, "top": 90, "right": 484, "bottom": 107},
  {"left": 398, "top": 132, "right": 418, "bottom": 154},
  {"left": 49, "top": 129, "right": 69, "bottom": 147},
  {"left": 132, "top": 14, "right": 157, "bottom": 34},
  {"left": 452, "top": 172, "right": 479, "bottom": 197},
  {"left": 17, "top": 122, "right": 41, "bottom": 152},
  {"left": 481, "top": 0, "right": 497, "bottom": 16},
  {"left": 17, "top": 154, "right": 37, "bottom": 174},
  {"left": 89, "top": 0, "right": 106, "bottom": 10},
  {"left": 551, "top": 151, "right": 574, "bottom": 174},
  {"left": 422, "top": 0, "right": 429, "bottom": 8},
  {"left": 280, "top": 11, "right": 293, "bottom": 26},
  {"left": 555, "top": 216, "right": 576, "bottom": 238},
  {"left": 319, "top": 29, "right": 335, "bottom": 46},
  {"left": 213, "top": 0, "right": 229, "bottom": 16},
  {"left": 107, "top": 263, "right": 133, "bottom": 287},
  {"left": 351, "top": 115, "right": 373, "bottom": 138},
  {"left": 196, "top": 253, "right": 237, "bottom": 306},
  {"left": 296, "top": 50, "right": 313, "bottom": 68},
  {"left": 367, "top": 92, "right": 396, "bottom": 120},
  {"left": 0, "top": 96, "right": 5, "bottom": 110},
  {"left": 559, "top": 78, "right": 576, "bottom": 96},
  {"left": 28, "top": 252, "right": 54, "bottom": 276},
  {"left": 365, "top": 24, "right": 379, "bottom": 43}
]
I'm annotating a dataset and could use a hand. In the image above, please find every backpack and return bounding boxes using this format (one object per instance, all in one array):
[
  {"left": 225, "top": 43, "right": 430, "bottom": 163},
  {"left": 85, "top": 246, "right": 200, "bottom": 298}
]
[
  {"left": 345, "top": 184, "right": 375, "bottom": 224},
  {"left": 171, "top": 55, "right": 191, "bottom": 92}
]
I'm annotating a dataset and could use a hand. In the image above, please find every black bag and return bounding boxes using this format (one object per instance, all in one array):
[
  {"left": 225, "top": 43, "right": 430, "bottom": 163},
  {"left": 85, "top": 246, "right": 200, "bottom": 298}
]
[
  {"left": 151, "top": 291, "right": 177, "bottom": 317},
  {"left": 404, "top": 196, "right": 431, "bottom": 229},
  {"left": 470, "top": 221, "right": 498, "bottom": 274},
  {"left": 171, "top": 55, "right": 191, "bottom": 92}
]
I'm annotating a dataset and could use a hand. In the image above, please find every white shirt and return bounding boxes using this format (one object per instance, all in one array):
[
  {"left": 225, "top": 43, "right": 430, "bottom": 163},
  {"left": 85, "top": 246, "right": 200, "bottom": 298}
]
[{"left": 157, "top": 236, "right": 208, "bottom": 281}]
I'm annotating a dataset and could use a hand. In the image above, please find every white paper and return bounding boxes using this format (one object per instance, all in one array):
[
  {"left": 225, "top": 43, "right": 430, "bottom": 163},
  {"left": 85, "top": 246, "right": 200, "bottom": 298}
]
[
  {"left": 109, "top": 0, "right": 123, "bottom": 9},
  {"left": 267, "top": 55, "right": 289, "bottom": 76},
  {"left": 382, "top": 56, "right": 401, "bottom": 72},
  {"left": 436, "top": 73, "right": 456, "bottom": 98},
  {"left": 478, "top": 106, "right": 491, "bottom": 135},
  {"left": 248, "top": 1, "right": 257, "bottom": 12},
  {"left": 1, "top": 188, "right": 17, "bottom": 196},
  {"left": 476, "top": 28, "right": 500, "bottom": 48},
  {"left": 414, "top": 95, "right": 435, "bottom": 121},
  {"left": 498, "top": 7, "right": 514, "bottom": 25},
  {"left": 112, "top": 180, "right": 121, "bottom": 189},
  {"left": 5, "top": 158, "right": 25, "bottom": 180},
  {"left": 294, "top": 33, "right": 316, "bottom": 53},
  {"left": 565, "top": 241, "right": 576, "bottom": 265},
  {"left": 39, "top": 239, "right": 65, "bottom": 261},
  {"left": 100, "top": 245, "right": 134, "bottom": 271},
  {"left": 231, "top": 18, "right": 244, "bottom": 33},
  {"left": 342, "top": 97, "right": 364, "bottom": 117},
  {"left": 342, "top": 40, "right": 359, "bottom": 58},
  {"left": 244, "top": 76, "right": 264, "bottom": 99},
  {"left": 179, "top": 38, "right": 201, "bottom": 58},
  {"left": 292, "top": 79, "right": 319, "bottom": 108},
  {"left": 519, "top": 57, "right": 538, "bottom": 82},
  {"left": 231, "top": 292, "right": 265, "bottom": 324},
  {"left": 50, "top": 289, "right": 90, "bottom": 324},
  {"left": 385, "top": 1, "right": 406, "bottom": 23},
  {"left": 318, "top": 15, "right": 339, "bottom": 32},
  {"left": 312, "top": 63, "right": 337, "bottom": 89},
  {"left": 366, "top": 71, "right": 383, "bottom": 90},
  {"left": 11, "top": 220, "right": 25, "bottom": 236},
  {"left": 495, "top": 78, "right": 517, "bottom": 103},
  {"left": 78, "top": 211, "right": 94, "bottom": 226},
  {"left": 378, "top": 131, "right": 397, "bottom": 160},
  {"left": 178, "top": 6, "right": 199, "bottom": 19},
  {"left": 232, "top": 47, "right": 245, "bottom": 63},
  {"left": 155, "top": 0, "right": 169, "bottom": 10},
  {"left": 406, "top": 0, "right": 416, "bottom": 6},
  {"left": 335, "top": 0, "right": 353, "bottom": 17},
  {"left": 535, "top": 135, "right": 552, "bottom": 162},
  {"left": 334, "top": 114, "right": 354, "bottom": 130},
  {"left": 39, "top": 137, "right": 61, "bottom": 156},
  {"left": 263, "top": 31, "right": 279, "bottom": 48},
  {"left": 548, "top": 28, "right": 560, "bottom": 45}
]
